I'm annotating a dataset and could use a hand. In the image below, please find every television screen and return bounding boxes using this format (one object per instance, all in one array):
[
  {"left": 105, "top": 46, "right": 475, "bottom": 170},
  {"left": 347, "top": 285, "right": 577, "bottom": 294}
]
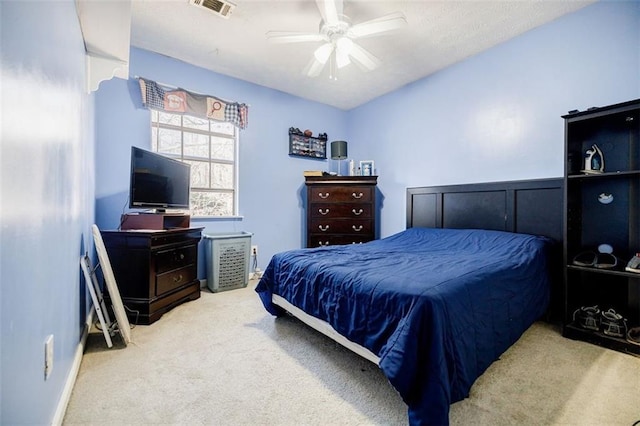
[{"left": 129, "top": 147, "right": 191, "bottom": 210}]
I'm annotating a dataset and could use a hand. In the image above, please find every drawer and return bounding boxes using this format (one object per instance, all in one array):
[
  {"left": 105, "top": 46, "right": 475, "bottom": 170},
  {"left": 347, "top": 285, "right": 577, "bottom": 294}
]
[
  {"left": 308, "top": 234, "right": 373, "bottom": 247},
  {"left": 154, "top": 244, "right": 197, "bottom": 274},
  {"left": 309, "top": 186, "right": 373, "bottom": 202},
  {"left": 310, "top": 218, "right": 373, "bottom": 234},
  {"left": 156, "top": 265, "right": 197, "bottom": 296},
  {"left": 310, "top": 203, "right": 372, "bottom": 218}
]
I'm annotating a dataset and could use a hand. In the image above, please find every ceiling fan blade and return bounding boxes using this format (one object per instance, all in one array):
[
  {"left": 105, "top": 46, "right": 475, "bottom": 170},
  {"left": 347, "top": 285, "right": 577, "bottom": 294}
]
[
  {"left": 266, "top": 31, "right": 326, "bottom": 44},
  {"left": 315, "top": 0, "right": 343, "bottom": 25},
  {"left": 348, "top": 12, "right": 407, "bottom": 39},
  {"left": 348, "top": 43, "right": 381, "bottom": 71}
]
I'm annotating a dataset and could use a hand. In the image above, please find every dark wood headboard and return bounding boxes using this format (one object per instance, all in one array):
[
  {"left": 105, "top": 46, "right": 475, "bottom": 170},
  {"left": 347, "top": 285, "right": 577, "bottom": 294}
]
[
  {"left": 406, "top": 178, "right": 564, "bottom": 241},
  {"left": 406, "top": 178, "right": 564, "bottom": 320}
]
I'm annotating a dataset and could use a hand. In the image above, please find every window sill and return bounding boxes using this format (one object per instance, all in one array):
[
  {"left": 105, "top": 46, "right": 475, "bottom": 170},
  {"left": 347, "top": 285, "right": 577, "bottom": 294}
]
[{"left": 191, "top": 215, "right": 244, "bottom": 221}]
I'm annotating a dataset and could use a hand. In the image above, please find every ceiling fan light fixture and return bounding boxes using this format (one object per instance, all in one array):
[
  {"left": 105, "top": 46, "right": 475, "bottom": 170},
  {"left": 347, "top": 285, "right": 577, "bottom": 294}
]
[
  {"left": 335, "top": 37, "right": 352, "bottom": 69},
  {"left": 314, "top": 43, "right": 334, "bottom": 64},
  {"left": 336, "top": 49, "right": 350, "bottom": 69},
  {"left": 269, "top": 0, "right": 405, "bottom": 79},
  {"left": 336, "top": 36, "right": 353, "bottom": 53}
]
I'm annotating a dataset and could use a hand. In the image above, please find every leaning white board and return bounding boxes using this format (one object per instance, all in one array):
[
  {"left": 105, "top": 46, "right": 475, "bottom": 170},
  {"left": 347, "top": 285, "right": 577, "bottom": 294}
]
[
  {"left": 80, "top": 254, "right": 114, "bottom": 348},
  {"left": 92, "top": 224, "right": 131, "bottom": 345}
]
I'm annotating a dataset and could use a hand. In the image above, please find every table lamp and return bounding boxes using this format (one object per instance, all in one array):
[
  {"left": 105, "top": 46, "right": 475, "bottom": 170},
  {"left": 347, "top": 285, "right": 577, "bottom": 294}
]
[{"left": 330, "top": 140, "right": 348, "bottom": 175}]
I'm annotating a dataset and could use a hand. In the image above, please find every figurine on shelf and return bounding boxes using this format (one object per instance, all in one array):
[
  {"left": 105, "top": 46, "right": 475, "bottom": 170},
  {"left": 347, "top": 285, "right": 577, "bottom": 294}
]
[{"left": 582, "top": 144, "right": 604, "bottom": 174}]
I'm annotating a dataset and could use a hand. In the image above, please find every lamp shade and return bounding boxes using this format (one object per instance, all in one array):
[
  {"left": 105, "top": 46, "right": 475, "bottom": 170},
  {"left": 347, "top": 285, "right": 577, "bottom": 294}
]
[{"left": 330, "top": 140, "right": 348, "bottom": 160}]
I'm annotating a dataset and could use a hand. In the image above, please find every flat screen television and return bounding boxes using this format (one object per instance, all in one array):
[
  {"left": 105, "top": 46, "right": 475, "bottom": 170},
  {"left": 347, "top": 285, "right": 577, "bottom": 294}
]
[{"left": 129, "top": 147, "right": 191, "bottom": 211}]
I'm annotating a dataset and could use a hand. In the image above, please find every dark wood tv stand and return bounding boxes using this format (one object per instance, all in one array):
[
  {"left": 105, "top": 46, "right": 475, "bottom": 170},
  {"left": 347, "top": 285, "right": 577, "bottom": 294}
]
[{"left": 101, "top": 227, "right": 203, "bottom": 325}]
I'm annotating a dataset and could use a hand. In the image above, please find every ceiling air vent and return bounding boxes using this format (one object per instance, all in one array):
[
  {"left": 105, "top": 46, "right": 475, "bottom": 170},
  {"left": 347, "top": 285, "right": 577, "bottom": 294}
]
[{"left": 189, "top": 0, "right": 236, "bottom": 19}]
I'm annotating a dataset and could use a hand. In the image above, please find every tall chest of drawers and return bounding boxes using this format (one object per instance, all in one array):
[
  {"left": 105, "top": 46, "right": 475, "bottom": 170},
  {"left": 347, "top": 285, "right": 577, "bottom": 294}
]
[{"left": 305, "top": 176, "right": 377, "bottom": 247}]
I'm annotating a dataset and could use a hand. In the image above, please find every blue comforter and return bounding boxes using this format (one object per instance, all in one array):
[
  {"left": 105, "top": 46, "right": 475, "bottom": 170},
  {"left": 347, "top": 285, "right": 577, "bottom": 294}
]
[{"left": 255, "top": 228, "right": 551, "bottom": 425}]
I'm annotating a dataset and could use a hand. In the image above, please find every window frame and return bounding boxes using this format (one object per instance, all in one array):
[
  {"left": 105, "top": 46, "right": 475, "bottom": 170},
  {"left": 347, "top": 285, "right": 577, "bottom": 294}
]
[{"left": 150, "top": 109, "right": 240, "bottom": 218}]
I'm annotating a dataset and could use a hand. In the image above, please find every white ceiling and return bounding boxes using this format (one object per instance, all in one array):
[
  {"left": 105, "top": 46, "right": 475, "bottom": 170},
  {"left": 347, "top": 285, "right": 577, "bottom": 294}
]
[{"left": 130, "top": 0, "right": 594, "bottom": 110}]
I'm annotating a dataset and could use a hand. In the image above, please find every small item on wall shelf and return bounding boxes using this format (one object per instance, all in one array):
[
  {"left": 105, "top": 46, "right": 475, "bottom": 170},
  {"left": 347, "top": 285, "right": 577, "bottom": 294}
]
[
  {"left": 289, "top": 127, "right": 327, "bottom": 160},
  {"left": 598, "top": 193, "right": 614, "bottom": 204},
  {"left": 582, "top": 144, "right": 604, "bottom": 174},
  {"left": 359, "top": 160, "right": 375, "bottom": 176}
]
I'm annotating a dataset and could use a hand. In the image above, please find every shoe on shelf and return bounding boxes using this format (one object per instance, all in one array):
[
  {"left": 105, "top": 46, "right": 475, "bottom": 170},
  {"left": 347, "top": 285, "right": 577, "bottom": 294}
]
[
  {"left": 625, "top": 253, "right": 640, "bottom": 273},
  {"left": 573, "top": 305, "right": 600, "bottom": 331},
  {"left": 600, "top": 308, "right": 627, "bottom": 338},
  {"left": 627, "top": 327, "right": 640, "bottom": 346}
]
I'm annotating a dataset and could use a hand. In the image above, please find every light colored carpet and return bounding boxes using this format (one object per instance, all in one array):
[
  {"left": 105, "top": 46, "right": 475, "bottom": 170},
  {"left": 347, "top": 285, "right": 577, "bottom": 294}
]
[{"left": 64, "top": 281, "right": 640, "bottom": 425}]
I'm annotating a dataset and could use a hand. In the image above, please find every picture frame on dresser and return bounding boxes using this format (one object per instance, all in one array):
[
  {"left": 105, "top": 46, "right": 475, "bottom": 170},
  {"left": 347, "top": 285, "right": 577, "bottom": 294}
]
[{"left": 359, "top": 160, "right": 374, "bottom": 176}]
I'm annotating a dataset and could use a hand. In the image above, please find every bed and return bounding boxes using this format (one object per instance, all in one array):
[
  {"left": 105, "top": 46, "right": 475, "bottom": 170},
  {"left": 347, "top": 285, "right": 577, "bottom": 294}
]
[{"left": 255, "top": 178, "right": 563, "bottom": 425}]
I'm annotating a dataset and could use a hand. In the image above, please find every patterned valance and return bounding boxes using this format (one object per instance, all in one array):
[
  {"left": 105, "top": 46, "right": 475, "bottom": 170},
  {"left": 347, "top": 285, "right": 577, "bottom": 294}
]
[{"left": 138, "top": 77, "right": 249, "bottom": 129}]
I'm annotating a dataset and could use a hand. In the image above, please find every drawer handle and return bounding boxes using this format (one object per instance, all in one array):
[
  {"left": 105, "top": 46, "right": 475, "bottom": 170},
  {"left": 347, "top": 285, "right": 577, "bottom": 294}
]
[
  {"left": 318, "top": 225, "right": 330, "bottom": 232},
  {"left": 319, "top": 241, "right": 329, "bottom": 247},
  {"left": 173, "top": 274, "right": 183, "bottom": 283},
  {"left": 352, "top": 192, "right": 363, "bottom": 199},
  {"left": 319, "top": 208, "right": 329, "bottom": 215},
  {"left": 352, "top": 225, "right": 363, "bottom": 232},
  {"left": 352, "top": 208, "right": 363, "bottom": 216},
  {"left": 318, "top": 192, "right": 330, "bottom": 199},
  {"left": 179, "top": 253, "right": 185, "bottom": 260}
]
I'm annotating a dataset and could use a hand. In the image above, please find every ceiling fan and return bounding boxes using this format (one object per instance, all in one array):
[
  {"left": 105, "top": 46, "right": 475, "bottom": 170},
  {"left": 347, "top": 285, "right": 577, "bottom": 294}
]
[{"left": 266, "top": 0, "right": 407, "bottom": 80}]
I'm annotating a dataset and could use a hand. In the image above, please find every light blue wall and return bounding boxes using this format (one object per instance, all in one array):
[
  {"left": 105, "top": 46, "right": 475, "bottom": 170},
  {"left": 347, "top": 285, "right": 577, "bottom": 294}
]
[
  {"left": 95, "top": 48, "right": 348, "bottom": 272},
  {"left": 0, "top": 1, "right": 95, "bottom": 424},
  {"left": 348, "top": 1, "right": 640, "bottom": 237}
]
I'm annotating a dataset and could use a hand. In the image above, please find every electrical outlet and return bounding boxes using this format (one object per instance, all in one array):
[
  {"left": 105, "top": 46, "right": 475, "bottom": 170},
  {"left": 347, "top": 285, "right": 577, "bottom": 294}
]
[
  {"left": 44, "top": 335, "right": 54, "bottom": 380},
  {"left": 251, "top": 245, "right": 258, "bottom": 256}
]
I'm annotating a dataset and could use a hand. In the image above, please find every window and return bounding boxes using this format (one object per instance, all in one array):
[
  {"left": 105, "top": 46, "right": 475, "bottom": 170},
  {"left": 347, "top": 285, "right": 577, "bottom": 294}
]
[{"left": 150, "top": 110, "right": 238, "bottom": 217}]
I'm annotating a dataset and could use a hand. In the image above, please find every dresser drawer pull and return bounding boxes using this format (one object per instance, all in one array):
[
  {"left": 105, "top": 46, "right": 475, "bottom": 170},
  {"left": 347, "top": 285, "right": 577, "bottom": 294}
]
[
  {"left": 173, "top": 274, "right": 183, "bottom": 283},
  {"left": 319, "top": 241, "right": 329, "bottom": 246},
  {"left": 318, "top": 208, "right": 329, "bottom": 215},
  {"left": 318, "top": 225, "right": 330, "bottom": 232},
  {"left": 352, "top": 192, "right": 364, "bottom": 199},
  {"left": 352, "top": 225, "right": 364, "bottom": 232},
  {"left": 352, "top": 208, "right": 363, "bottom": 216},
  {"left": 318, "top": 192, "right": 330, "bottom": 199}
]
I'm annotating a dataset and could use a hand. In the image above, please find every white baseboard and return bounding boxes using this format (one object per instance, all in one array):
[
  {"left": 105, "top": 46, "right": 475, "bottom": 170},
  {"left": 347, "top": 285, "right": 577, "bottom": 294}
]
[{"left": 51, "top": 306, "right": 94, "bottom": 426}]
